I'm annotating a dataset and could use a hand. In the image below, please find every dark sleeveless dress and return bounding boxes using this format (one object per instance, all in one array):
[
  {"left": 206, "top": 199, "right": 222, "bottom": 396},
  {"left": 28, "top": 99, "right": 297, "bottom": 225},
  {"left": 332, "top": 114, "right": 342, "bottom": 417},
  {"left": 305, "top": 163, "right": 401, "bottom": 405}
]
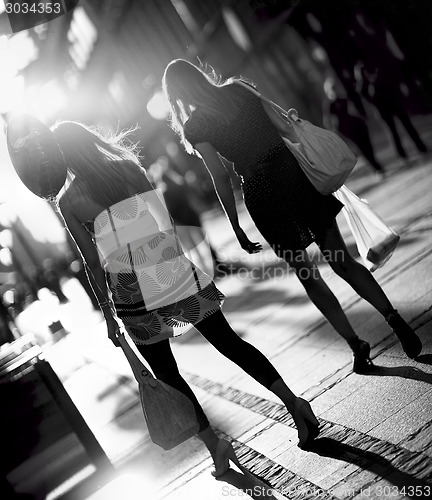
[{"left": 184, "top": 83, "right": 343, "bottom": 258}]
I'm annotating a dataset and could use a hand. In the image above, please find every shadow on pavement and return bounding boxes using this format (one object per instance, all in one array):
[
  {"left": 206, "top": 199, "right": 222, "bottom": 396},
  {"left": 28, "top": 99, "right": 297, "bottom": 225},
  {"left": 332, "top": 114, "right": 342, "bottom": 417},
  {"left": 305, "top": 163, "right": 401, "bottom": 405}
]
[
  {"left": 222, "top": 286, "right": 309, "bottom": 312},
  {"left": 393, "top": 235, "right": 422, "bottom": 247},
  {"left": 215, "top": 466, "right": 277, "bottom": 500},
  {"left": 360, "top": 364, "right": 432, "bottom": 385},
  {"left": 415, "top": 353, "right": 432, "bottom": 366},
  {"left": 306, "top": 437, "right": 430, "bottom": 497},
  {"left": 218, "top": 259, "right": 291, "bottom": 282}
]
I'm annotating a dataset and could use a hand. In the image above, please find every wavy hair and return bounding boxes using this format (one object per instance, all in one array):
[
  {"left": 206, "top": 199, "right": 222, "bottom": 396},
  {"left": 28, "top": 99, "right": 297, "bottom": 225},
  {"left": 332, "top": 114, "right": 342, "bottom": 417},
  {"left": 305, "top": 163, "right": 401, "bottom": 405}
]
[
  {"left": 162, "top": 59, "right": 252, "bottom": 154},
  {"left": 51, "top": 121, "right": 146, "bottom": 207}
]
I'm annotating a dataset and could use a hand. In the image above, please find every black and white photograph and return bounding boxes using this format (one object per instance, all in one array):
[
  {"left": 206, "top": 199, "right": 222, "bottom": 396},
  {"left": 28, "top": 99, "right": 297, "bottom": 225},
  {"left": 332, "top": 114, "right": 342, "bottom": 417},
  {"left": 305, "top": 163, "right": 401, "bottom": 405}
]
[{"left": 0, "top": 1, "right": 431, "bottom": 499}]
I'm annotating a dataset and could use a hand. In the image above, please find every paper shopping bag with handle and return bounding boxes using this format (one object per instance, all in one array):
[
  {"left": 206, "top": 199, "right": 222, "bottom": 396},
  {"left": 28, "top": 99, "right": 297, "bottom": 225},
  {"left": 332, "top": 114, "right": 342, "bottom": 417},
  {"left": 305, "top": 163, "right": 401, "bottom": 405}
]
[
  {"left": 334, "top": 185, "right": 400, "bottom": 272},
  {"left": 117, "top": 332, "right": 200, "bottom": 450}
]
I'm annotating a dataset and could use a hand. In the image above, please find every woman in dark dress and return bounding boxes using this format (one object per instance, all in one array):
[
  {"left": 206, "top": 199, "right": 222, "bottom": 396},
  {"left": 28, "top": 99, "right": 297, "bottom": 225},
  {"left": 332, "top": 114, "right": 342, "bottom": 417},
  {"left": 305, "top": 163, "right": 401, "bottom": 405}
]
[
  {"left": 162, "top": 59, "right": 422, "bottom": 373},
  {"left": 52, "top": 121, "right": 320, "bottom": 477}
]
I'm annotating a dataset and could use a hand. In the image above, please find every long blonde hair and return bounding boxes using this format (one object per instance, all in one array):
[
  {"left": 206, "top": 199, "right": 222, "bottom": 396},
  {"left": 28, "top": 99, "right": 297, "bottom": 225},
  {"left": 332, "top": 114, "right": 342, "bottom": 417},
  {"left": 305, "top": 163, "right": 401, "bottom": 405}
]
[
  {"left": 162, "top": 59, "right": 252, "bottom": 154},
  {"left": 51, "top": 121, "right": 147, "bottom": 207}
]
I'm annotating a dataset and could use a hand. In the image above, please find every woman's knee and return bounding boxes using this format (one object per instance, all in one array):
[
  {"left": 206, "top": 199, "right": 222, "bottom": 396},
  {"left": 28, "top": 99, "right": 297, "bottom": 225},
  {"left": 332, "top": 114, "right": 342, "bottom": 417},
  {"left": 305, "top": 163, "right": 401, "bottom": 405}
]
[
  {"left": 289, "top": 260, "right": 321, "bottom": 291},
  {"left": 328, "top": 252, "right": 364, "bottom": 279},
  {"left": 135, "top": 341, "right": 180, "bottom": 382}
]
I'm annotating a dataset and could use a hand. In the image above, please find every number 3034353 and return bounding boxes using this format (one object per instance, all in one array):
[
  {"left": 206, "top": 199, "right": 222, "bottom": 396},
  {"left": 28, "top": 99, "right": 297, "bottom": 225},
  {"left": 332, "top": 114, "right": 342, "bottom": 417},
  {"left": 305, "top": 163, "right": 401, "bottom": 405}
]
[{"left": 5, "top": 3, "right": 62, "bottom": 14}]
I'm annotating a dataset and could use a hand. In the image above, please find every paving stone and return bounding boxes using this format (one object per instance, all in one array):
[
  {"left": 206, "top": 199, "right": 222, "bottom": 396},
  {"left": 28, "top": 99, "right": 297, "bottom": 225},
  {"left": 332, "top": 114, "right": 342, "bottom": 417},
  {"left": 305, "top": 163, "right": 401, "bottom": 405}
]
[
  {"left": 330, "top": 469, "right": 381, "bottom": 499},
  {"left": 367, "top": 388, "right": 432, "bottom": 445},
  {"left": 193, "top": 385, "right": 271, "bottom": 440},
  {"left": 321, "top": 376, "right": 430, "bottom": 434},
  {"left": 311, "top": 375, "right": 371, "bottom": 415},
  {"left": 318, "top": 462, "right": 363, "bottom": 491},
  {"left": 400, "top": 421, "right": 432, "bottom": 459},
  {"left": 63, "top": 363, "right": 138, "bottom": 428}
]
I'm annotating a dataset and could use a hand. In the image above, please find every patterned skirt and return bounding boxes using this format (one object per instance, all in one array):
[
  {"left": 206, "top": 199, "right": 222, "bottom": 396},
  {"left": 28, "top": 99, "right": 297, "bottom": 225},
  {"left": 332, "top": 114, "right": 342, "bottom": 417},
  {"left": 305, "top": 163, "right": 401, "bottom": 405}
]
[
  {"left": 103, "top": 229, "right": 224, "bottom": 346},
  {"left": 108, "top": 272, "right": 224, "bottom": 345},
  {"left": 242, "top": 147, "right": 343, "bottom": 258}
]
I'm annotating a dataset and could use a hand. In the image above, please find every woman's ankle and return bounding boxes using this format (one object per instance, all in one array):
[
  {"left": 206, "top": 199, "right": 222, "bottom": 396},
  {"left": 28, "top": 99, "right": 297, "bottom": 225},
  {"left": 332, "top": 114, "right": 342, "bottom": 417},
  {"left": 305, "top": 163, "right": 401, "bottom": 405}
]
[
  {"left": 384, "top": 308, "right": 398, "bottom": 321},
  {"left": 269, "top": 378, "right": 296, "bottom": 411},
  {"left": 198, "top": 426, "right": 219, "bottom": 456},
  {"left": 347, "top": 335, "right": 362, "bottom": 351}
]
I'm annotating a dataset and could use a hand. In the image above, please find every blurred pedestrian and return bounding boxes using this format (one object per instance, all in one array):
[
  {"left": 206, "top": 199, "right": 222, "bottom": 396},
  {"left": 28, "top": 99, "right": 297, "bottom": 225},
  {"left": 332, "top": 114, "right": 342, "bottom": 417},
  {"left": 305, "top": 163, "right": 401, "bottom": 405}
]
[
  {"left": 51, "top": 121, "right": 320, "bottom": 475},
  {"left": 323, "top": 77, "right": 385, "bottom": 175},
  {"left": 162, "top": 59, "right": 422, "bottom": 373},
  {"left": 0, "top": 298, "right": 16, "bottom": 345},
  {"left": 355, "top": 61, "right": 428, "bottom": 160},
  {"left": 39, "top": 258, "right": 69, "bottom": 304}
]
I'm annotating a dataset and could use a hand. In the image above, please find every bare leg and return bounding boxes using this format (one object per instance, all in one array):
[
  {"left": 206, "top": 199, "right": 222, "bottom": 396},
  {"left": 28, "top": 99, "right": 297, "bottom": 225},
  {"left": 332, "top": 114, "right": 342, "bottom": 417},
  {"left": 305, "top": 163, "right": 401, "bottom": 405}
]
[
  {"left": 317, "top": 220, "right": 422, "bottom": 358},
  {"left": 269, "top": 379, "right": 319, "bottom": 448},
  {"left": 136, "top": 339, "right": 239, "bottom": 474},
  {"left": 197, "top": 425, "right": 219, "bottom": 457},
  {"left": 285, "top": 249, "right": 361, "bottom": 349},
  {"left": 196, "top": 311, "right": 319, "bottom": 447},
  {"left": 316, "top": 220, "right": 394, "bottom": 317}
]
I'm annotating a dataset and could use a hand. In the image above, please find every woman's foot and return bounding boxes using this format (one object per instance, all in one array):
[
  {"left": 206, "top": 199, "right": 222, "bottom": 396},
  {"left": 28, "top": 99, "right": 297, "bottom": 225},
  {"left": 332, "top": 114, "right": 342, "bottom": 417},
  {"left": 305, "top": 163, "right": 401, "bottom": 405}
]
[
  {"left": 292, "top": 398, "right": 320, "bottom": 449},
  {"left": 352, "top": 339, "right": 374, "bottom": 374},
  {"left": 386, "top": 310, "right": 422, "bottom": 359},
  {"left": 211, "top": 438, "right": 241, "bottom": 477}
]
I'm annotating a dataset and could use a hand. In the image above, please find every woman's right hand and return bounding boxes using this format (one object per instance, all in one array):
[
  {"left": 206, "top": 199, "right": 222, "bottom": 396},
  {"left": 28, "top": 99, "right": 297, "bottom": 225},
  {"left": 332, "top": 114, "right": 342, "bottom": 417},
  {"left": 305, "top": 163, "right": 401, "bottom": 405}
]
[{"left": 235, "top": 228, "right": 262, "bottom": 254}]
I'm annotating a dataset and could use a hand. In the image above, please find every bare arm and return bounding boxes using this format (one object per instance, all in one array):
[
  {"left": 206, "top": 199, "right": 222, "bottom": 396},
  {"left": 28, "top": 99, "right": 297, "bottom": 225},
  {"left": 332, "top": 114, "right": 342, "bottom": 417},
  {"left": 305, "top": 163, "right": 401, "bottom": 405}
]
[
  {"left": 194, "top": 142, "right": 262, "bottom": 254},
  {"left": 58, "top": 196, "right": 120, "bottom": 345}
]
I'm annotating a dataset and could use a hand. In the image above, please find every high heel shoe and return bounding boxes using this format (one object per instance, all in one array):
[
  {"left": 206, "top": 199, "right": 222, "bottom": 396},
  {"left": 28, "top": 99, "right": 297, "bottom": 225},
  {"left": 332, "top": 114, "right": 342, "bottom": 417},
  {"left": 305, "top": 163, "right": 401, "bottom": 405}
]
[
  {"left": 386, "top": 310, "right": 422, "bottom": 359},
  {"left": 352, "top": 340, "right": 374, "bottom": 374},
  {"left": 211, "top": 439, "right": 241, "bottom": 477},
  {"left": 293, "top": 397, "right": 320, "bottom": 449}
]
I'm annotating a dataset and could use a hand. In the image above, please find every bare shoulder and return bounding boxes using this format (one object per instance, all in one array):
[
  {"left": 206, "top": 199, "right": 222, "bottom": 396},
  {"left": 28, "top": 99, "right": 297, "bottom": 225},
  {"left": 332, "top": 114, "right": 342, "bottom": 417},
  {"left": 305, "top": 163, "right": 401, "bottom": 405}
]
[
  {"left": 58, "top": 184, "right": 99, "bottom": 222},
  {"left": 122, "top": 162, "right": 154, "bottom": 193}
]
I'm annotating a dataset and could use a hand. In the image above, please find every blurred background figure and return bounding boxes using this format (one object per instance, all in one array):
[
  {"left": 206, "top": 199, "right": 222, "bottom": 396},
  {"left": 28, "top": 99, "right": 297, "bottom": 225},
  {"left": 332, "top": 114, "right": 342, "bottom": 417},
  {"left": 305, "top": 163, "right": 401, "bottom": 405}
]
[
  {"left": 0, "top": 296, "right": 17, "bottom": 344},
  {"left": 37, "top": 258, "right": 69, "bottom": 304},
  {"left": 148, "top": 156, "right": 225, "bottom": 278},
  {"left": 323, "top": 76, "right": 385, "bottom": 175},
  {"left": 355, "top": 61, "right": 429, "bottom": 162},
  {"left": 351, "top": 9, "right": 429, "bottom": 161}
]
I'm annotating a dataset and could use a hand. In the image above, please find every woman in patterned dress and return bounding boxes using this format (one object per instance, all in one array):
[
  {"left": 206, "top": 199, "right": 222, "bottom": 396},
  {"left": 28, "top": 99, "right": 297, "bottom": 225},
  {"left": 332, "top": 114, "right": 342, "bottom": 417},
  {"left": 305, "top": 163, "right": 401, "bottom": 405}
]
[
  {"left": 52, "top": 120, "right": 320, "bottom": 476},
  {"left": 162, "top": 59, "right": 422, "bottom": 374}
]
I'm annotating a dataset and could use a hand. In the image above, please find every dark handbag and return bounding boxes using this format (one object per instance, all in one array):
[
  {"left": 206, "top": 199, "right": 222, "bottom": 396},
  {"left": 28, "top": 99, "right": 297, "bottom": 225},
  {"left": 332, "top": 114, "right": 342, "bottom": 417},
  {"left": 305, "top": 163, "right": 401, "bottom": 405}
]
[{"left": 117, "top": 332, "right": 200, "bottom": 450}]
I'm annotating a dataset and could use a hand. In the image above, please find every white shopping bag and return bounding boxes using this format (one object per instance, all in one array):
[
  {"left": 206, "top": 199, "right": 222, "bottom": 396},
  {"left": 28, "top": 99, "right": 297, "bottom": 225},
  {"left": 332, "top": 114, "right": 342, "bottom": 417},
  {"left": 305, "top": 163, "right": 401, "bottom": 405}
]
[{"left": 334, "top": 185, "right": 400, "bottom": 272}]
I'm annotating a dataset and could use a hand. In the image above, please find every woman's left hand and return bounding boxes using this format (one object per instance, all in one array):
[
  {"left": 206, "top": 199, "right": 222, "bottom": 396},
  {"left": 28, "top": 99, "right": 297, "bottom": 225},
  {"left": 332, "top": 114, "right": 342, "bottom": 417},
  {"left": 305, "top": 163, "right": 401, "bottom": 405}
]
[
  {"left": 106, "top": 317, "right": 121, "bottom": 347},
  {"left": 235, "top": 228, "right": 262, "bottom": 254}
]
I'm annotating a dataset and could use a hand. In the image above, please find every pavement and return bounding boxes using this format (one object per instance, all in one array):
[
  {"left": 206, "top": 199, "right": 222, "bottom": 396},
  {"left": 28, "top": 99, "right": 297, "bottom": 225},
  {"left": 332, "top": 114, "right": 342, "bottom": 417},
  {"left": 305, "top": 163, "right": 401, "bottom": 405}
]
[{"left": 13, "top": 121, "right": 432, "bottom": 500}]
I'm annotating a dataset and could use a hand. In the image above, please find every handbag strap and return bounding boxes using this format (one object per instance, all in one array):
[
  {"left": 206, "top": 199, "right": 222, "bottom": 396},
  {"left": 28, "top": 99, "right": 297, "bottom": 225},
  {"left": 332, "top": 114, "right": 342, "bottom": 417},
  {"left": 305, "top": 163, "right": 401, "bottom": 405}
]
[
  {"left": 117, "top": 332, "right": 157, "bottom": 387},
  {"left": 235, "top": 81, "right": 299, "bottom": 123},
  {"left": 82, "top": 255, "right": 156, "bottom": 386}
]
